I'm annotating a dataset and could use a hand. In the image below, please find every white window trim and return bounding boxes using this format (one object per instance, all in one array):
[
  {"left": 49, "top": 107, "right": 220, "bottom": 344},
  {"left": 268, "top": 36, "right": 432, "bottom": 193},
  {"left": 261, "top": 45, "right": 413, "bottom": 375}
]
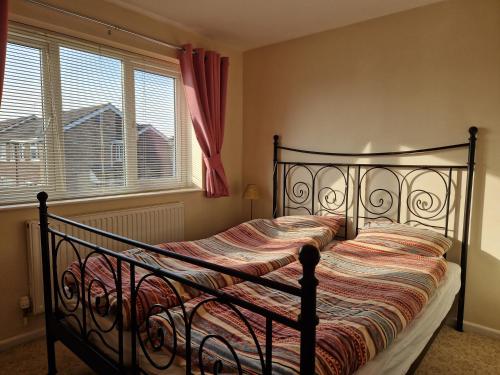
[
  {"left": 127, "top": 62, "right": 190, "bottom": 191},
  {"left": 0, "top": 186, "right": 204, "bottom": 211}
]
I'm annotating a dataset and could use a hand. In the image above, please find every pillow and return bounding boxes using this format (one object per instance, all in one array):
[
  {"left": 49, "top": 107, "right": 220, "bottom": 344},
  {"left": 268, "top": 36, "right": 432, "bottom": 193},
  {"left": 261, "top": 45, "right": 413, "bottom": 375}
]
[
  {"left": 356, "top": 221, "right": 452, "bottom": 257},
  {"left": 274, "top": 215, "right": 345, "bottom": 238}
]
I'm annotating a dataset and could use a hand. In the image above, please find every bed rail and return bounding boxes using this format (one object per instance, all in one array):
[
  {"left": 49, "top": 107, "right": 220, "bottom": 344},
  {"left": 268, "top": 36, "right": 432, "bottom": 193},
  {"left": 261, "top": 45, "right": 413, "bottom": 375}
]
[{"left": 38, "top": 191, "right": 320, "bottom": 374}]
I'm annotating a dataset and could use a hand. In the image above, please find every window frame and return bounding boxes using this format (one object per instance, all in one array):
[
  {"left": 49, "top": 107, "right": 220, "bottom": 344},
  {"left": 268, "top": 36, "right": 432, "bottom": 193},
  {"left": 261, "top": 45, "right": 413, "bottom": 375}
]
[
  {"left": 0, "top": 143, "right": 5, "bottom": 161},
  {"left": 110, "top": 140, "right": 124, "bottom": 163},
  {"left": 0, "top": 24, "right": 193, "bottom": 205},
  {"left": 30, "top": 143, "right": 41, "bottom": 161},
  {"left": 0, "top": 33, "right": 51, "bottom": 197},
  {"left": 127, "top": 61, "right": 189, "bottom": 190}
]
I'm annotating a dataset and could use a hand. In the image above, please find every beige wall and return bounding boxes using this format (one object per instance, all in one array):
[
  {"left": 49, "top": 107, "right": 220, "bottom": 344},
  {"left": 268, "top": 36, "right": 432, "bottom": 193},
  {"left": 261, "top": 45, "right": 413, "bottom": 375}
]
[
  {"left": 0, "top": 0, "right": 244, "bottom": 342},
  {"left": 244, "top": 0, "right": 500, "bottom": 330},
  {"left": 2, "top": 0, "right": 499, "bottom": 346}
]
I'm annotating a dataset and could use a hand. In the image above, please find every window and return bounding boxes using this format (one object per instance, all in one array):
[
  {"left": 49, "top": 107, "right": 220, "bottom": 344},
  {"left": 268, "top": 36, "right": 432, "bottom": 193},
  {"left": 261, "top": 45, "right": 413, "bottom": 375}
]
[
  {"left": 0, "top": 25, "right": 193, "bottom": 205},
  {"left": 0, "top": 42, "right": 45, "bottom": 191},
  {"left": 135, "top": 69, "right": 176, "bottom": 180},
  {"left": 19, "top": 144, "right": 27, "bottom": 161},
  {"left": 5, "top": 143, "right": 14, "bottom": 162},
  {"left": 30, "top": 143, "right": 40, "bottom": 160},
  {"left": 0, "top": 144, "right": 5, "bottom": 161},
  {"left": 59, "top": 46, "right": 126, "bottom": 191},
  {"left": 111, "top": 141, "right": 124, "bottom": 162}
]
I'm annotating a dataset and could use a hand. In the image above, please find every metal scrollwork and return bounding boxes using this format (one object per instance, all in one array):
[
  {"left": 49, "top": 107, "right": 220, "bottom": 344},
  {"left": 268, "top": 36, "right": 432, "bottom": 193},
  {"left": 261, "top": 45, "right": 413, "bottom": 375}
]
[
  {"left": 199, "top": 335, "right": 243, "bottom": 375},
  {"left": 367, "top": 188, "right": 394, "bottom": 215},
  {"left": 54, "top": 237, "right": 85, "bottom": 334},
  {"left": 189, "top": 298, "right": 265, "bottom": 375},
  {"left": 359, "top": 167, "right": 401, "bottom": 217},
  {"left": 402, "top": 168, "right": 448, "bottom": 221},
  {"left": 314, "top": 165, "right": 347, "bottom": 215},
  {"left": 135, "top": 273, "right": 187, "bottom": 370},
  {"left": 56, "top": 238, "right": 83, "bottom": 314},
  {"left": 60, "top": 269, "right": 80, "bottom": 311},
  {"left": 357, "top": 166, "right": 451, "bottom": 228},
  {"left": 277, "top": 155, "right": 458, "bottom": 233},
  {"left": 284, "top": 164, "right": 349, "bottom": 216},
  {"left": 83, "top": 251, "right": 119, "bottom": 334},
  {"left": 285, "top": 165, "right": 313, "bottom": 206}
]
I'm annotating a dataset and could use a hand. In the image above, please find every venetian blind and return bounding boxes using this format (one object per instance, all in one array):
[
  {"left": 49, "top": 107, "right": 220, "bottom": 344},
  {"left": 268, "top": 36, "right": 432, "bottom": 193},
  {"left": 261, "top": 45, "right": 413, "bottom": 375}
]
[{"left": 0, "top": 25, "right": 194, "bottom": 206}]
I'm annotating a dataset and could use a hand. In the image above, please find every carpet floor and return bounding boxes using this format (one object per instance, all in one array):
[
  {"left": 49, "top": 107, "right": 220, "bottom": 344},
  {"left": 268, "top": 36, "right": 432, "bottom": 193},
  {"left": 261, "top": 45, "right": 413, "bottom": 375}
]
[{"left": 0, "top": 326, "right": 498, "bottom": 374}]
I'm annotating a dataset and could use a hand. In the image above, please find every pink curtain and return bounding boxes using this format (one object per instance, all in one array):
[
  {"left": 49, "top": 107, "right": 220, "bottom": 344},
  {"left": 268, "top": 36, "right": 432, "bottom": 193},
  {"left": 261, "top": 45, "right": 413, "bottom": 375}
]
[
  {"left": 178, "top": 44, "right": 230, "bottom": 198},
  {"left": 0, "top": 0, "right": 8, "bottom": 106}
]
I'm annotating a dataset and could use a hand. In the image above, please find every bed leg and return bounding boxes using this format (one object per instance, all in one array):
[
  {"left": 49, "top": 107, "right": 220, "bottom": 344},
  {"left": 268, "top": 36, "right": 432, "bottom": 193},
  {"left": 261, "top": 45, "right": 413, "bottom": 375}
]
[
  {"left": 46, "top": 336, "right": 57, "bottom": 375},
  {"left": 456, "top": 127, "right": 478, "bottom": 333},
  {"left": 272, "top": 134, "right": 279, "bottom": 218},
  {"left": 38, "top": 192, "right": 57, "bottom": 374},
  {"left": 298, "top": 245, "right": 320, "bottom": 375}
]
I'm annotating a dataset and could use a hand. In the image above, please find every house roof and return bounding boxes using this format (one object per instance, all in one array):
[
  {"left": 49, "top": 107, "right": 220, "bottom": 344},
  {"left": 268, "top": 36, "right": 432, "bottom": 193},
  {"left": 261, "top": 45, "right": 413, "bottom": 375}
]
[
  {"left": 137, "top": 123, "right": 169, "bottom": 139},
  {"left": 62, "top": 103, "right": 122, "bottom": 131},
  {"left": 0, "top": 103, "right": 171, "bottom": 143},
  {"left": 0, "top": 115, "right": 42, "bottom": 142}
]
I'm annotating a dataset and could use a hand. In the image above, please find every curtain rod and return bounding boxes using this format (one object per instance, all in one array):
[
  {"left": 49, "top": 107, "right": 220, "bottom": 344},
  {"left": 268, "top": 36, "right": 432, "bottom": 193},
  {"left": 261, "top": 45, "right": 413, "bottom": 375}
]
[{"left": 23, "top": 0, "right": 184, "bottom": 51}]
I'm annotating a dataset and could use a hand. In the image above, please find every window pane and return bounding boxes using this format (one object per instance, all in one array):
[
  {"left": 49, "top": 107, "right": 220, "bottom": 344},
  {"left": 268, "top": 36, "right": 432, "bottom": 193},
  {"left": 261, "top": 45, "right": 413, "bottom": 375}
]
[
  {"left": 0, "top": 43, "right": 46, "bottom": 194},
  {"left": 59, "top": 47, "right": 125, "bottom": 194},
  {"left": 134, "top": 69, "right": 176, "bottom": 180},
  {"left": 60, "top": 47, "right": 125, "bottom": 193}
]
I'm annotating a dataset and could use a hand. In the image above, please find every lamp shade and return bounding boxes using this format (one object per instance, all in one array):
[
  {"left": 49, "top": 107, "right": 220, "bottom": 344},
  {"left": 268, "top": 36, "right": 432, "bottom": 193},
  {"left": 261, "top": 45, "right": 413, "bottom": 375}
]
[{"left": 243, "top": 184, "right": 260, "bottom": 200}]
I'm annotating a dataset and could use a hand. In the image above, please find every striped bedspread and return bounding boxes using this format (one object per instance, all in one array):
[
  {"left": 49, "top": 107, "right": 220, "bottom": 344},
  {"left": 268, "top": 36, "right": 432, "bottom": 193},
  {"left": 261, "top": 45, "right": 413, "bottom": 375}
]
[
  {"left": 65, "top": 215, "right": 343, "bottom": 328},
  {"left": 154, "top": 238, "right": 448, "bottom": 374}
]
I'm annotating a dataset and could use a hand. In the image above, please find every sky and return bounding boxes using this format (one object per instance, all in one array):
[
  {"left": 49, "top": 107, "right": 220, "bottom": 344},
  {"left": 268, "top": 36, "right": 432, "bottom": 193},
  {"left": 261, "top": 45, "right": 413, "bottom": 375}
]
[
  {"left": 0, "top": 43, "right": 44, "bottom": 120},
  {"left": 0, "top": 42, "right": 176, "bottom": 138}
]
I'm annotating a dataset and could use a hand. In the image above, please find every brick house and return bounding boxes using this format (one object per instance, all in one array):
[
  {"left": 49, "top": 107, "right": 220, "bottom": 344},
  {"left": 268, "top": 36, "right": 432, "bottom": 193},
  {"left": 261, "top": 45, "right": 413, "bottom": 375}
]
[{"left": 0, "top": 103, "right": 174, "bottom": 189}]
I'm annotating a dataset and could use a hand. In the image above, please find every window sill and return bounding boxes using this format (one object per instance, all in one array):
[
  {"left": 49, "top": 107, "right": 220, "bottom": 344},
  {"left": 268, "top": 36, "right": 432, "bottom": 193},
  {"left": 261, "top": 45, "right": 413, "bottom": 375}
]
[{"left": 0, "top": 187, "right": 205, "bottom": 212}]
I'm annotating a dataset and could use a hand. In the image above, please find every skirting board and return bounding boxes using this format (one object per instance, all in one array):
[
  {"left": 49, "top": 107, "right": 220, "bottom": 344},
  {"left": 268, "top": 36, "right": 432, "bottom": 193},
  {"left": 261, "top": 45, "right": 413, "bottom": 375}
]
[
  {"left": 463, "top": 320, "right": 500, "bottom": 339},
  {"left": 0, "top": 328, "right": 45, "bottom": 352},
  {"left": 446, "top": 316, "right": 500, "bottom": 339}
]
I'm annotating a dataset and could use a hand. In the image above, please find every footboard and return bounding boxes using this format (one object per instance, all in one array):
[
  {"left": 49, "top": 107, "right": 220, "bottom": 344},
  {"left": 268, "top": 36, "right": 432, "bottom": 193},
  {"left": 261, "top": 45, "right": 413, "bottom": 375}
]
[{"left": 37, "top": 192, "right": 320, "bottom": 375}]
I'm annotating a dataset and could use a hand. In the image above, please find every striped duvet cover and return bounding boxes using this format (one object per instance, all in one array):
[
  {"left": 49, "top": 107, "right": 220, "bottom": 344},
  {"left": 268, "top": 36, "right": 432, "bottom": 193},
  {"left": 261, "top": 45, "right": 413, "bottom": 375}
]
[
  {"left": 65, "top": 215, "right": 343, "bottom": 328},
  {"left": 153, "top": 238, "right": 448, "bottom": 374}
]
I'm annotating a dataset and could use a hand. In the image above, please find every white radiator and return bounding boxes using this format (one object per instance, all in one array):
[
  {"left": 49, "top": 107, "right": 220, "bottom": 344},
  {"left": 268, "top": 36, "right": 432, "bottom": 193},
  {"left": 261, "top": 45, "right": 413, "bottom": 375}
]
[{"left": 26, "top": 203, "right": 184, "bottom": 314}]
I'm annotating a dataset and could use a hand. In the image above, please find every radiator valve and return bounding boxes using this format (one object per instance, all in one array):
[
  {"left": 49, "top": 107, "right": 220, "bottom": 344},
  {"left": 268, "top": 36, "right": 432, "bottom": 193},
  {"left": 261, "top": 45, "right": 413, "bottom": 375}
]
[
  {"left": 19, "top": 296, "right": 31, "bottom": 326},
  {"left": 19, "top": 295, "right": 31, "bottom": 310}
]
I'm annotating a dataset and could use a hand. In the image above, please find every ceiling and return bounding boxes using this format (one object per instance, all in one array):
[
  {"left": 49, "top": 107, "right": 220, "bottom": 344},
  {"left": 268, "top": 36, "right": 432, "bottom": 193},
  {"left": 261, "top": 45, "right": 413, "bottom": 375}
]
[{"left": 104, "top": 0, "right": 444, "bottom": 51}]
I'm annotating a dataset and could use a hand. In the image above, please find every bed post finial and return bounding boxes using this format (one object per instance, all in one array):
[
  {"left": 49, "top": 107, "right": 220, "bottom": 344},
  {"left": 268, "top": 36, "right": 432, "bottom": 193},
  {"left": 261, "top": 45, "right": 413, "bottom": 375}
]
[
  {"left": 299, "top": 244, "right": 320, "bottom": 269},
  {"left": 37, "top": 191, "right": 48, "bottom": 204},
  {"left": 457, "top": 126, "right": 478, "bottom": 332},
  {"left": 37, "top": 192, "right": 57, "bottom": 374},
  {"left": 272, "top": 135, "right": 280, "bottom": 218},
  {"left": 298, "top": 244, "right": 320, "bottom": 374}
]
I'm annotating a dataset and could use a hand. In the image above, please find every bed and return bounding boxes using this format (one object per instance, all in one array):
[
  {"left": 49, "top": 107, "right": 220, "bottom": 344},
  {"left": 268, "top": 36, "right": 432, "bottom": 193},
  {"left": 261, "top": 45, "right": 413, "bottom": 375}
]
[
  {"left": 62, "top": 214, "right": 344, "bottom": 328},
  {"left": 62, "top": 237, "right": 460, "bottom": 375},
  {"left": 37, "top": 127, "right": 478, "bottom": 374}
]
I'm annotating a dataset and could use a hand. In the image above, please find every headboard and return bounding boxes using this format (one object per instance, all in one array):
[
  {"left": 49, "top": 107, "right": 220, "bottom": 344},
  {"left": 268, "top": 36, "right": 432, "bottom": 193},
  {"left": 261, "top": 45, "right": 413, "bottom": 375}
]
[{"left": 272, "top": 126, "right": 477, "bottom": 331}]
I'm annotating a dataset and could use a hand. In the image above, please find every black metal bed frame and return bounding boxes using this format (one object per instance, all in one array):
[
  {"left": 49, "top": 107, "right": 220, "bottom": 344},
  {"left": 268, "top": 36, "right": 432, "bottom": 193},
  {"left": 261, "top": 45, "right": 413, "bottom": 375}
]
[
  {"left": 272, "top": 126, "right": 477, "bottom": 336},
  {"left": 38, "top": 127, "right": 477, "bottom": 375}
]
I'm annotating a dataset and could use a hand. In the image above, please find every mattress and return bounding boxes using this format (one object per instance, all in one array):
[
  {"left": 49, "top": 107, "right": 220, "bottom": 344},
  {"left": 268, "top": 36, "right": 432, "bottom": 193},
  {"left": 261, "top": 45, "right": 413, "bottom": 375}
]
[{"left": 64, "top": 261, "right": 460, "bottom": 375}]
